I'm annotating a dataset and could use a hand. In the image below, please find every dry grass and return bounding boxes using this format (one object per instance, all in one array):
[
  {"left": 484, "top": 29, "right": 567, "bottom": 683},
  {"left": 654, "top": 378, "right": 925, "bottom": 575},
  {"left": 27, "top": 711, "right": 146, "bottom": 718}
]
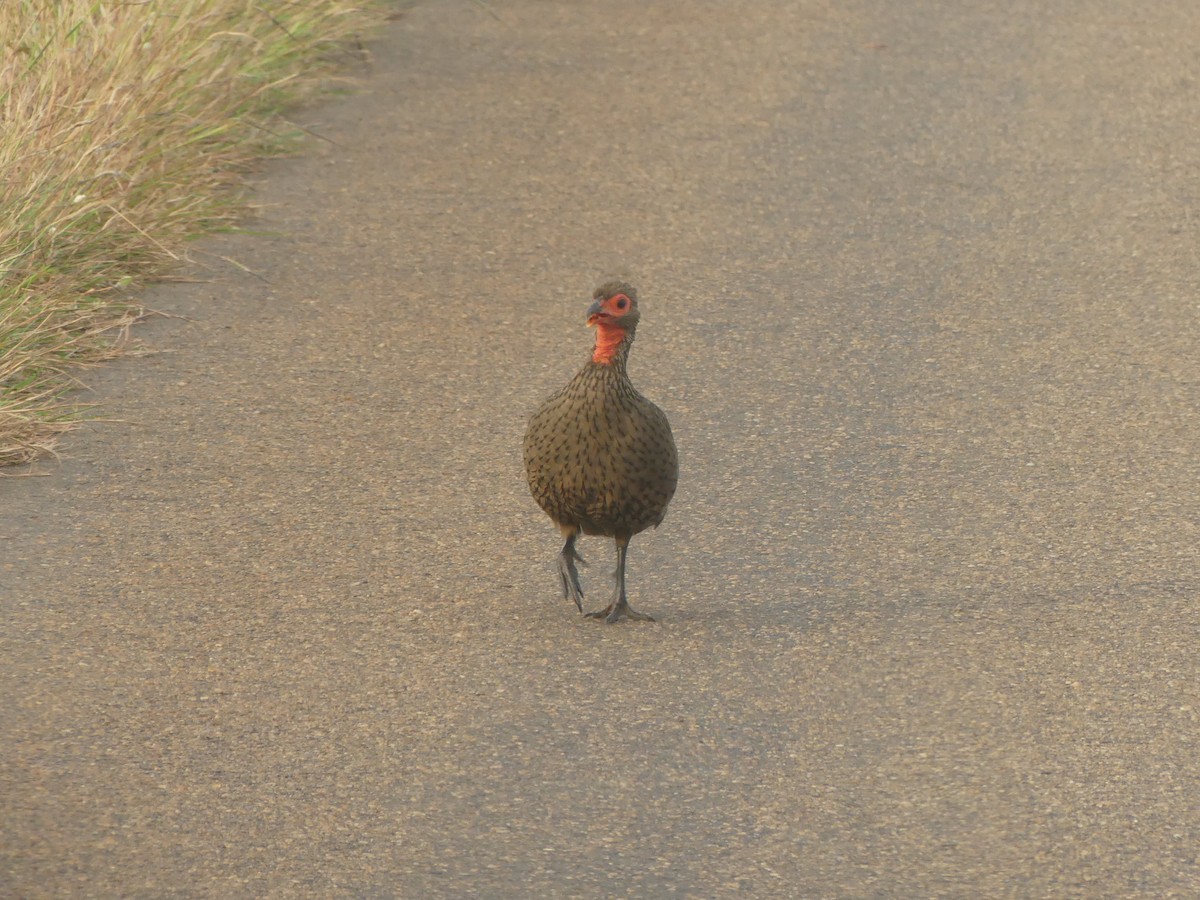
[{"left": 0, "top": 0, "right": 392, "bottom": 468}]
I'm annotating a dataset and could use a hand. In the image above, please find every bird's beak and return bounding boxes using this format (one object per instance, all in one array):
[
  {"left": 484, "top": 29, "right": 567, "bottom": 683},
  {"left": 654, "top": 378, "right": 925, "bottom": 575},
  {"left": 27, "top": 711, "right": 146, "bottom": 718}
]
[{"left": 586, "top": 298, "right": 606, "bottom": 327}]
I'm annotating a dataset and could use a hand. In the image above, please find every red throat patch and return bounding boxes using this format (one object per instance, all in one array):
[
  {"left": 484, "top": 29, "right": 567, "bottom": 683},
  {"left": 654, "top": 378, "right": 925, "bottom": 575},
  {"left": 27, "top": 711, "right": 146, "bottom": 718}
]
[{"left": 591, "top": 321, "right": 625, "bottom": 364}]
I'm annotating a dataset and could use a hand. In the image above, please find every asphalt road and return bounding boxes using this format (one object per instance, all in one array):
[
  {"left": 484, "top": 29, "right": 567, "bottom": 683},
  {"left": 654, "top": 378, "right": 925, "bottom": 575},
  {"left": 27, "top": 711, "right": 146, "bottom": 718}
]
[{"left": 5, "top": 1, "right": 1200, "bottom": 895}]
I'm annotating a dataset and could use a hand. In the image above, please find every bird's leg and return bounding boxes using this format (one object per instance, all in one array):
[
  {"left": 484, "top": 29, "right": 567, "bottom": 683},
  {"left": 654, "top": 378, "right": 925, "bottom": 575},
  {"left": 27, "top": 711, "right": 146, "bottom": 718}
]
[
  {"left": 585, "top": 537, "right": 655, "bottom": 623},
  {"left": 557, "top": 531, "right": 586, "bottom": 613}
]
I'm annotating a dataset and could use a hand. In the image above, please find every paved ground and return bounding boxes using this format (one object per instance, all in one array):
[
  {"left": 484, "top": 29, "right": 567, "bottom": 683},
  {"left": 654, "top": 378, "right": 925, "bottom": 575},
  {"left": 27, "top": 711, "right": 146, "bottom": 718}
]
[{"left": 4, "top": 0, "right": 1200, "bottom": 895}]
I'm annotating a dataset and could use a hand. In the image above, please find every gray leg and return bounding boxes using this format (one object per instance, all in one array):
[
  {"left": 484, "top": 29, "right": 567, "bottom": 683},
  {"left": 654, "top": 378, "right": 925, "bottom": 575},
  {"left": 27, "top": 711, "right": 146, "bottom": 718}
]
[
  {"left": 585, "top": 538, "right": 655, "bottom": 623},
  {"left": 557, "top": 532, "right": 586, "bottom": 613}
]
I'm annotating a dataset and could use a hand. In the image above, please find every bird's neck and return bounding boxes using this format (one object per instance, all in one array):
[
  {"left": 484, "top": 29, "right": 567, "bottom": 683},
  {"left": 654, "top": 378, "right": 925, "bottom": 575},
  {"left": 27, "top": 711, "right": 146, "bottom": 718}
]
[{"left": 591, "top": 323, "right": 632, "bottom": 366}]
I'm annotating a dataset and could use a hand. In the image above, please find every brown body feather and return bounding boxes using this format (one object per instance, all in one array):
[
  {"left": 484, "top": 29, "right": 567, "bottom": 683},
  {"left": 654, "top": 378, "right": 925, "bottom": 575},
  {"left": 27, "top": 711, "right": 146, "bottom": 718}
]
[{"left": 524, "top": 352, "right": 677, "bottom": 540}]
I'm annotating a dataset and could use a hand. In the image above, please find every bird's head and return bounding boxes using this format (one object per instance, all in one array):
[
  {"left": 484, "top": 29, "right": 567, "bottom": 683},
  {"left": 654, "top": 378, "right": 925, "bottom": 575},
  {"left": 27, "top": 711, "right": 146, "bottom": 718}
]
[
  {"left": 586, "top": 281, "right": 640, "bottom": 331},
  {"left": 587, "top": 282, "right": 639, "bottom": 364}
]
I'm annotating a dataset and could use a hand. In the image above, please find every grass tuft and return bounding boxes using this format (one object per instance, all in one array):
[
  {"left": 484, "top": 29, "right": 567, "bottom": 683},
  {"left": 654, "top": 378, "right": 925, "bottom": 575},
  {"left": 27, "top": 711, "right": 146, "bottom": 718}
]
[{"left": 0, "top": 0, "right": 393, "bottom": 468}]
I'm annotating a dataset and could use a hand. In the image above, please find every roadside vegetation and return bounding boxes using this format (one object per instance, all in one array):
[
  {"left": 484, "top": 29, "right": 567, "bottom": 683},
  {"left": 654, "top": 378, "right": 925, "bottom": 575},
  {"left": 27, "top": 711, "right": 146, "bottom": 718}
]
[{"left": 0, "top": 0, "right": 393, "bottom": 469}]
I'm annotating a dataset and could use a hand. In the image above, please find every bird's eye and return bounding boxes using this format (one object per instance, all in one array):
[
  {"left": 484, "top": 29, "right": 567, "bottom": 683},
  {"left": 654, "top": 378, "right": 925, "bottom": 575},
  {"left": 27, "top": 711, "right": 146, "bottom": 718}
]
[{"left": 615, "top": 296, "right": 628, "bottom": 310}]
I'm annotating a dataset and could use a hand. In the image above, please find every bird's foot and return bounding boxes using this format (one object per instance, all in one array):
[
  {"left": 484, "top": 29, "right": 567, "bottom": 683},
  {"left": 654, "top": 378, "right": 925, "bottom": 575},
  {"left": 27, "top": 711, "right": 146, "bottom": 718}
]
[
  {"left": 557, "top": 549, "right": 586, "bottom": 613},
  {"left": 584, "top": 600, "right": 655, "bottom": 624}
]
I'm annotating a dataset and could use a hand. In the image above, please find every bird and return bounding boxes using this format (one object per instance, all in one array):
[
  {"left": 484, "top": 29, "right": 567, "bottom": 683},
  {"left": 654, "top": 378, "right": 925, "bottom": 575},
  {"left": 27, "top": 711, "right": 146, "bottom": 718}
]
[{"left": 523, "top": 281, "right": 678, "bottom": 623}]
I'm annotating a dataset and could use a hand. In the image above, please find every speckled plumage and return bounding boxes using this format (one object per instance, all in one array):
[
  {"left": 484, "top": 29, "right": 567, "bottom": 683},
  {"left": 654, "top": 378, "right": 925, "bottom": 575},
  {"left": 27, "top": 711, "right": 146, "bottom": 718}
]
[
  {"left": 524, "top": 356, "right": 677, "bottom": 540},
  {"left": 523, "top": 282, "right": 678, "bottom": 623}
]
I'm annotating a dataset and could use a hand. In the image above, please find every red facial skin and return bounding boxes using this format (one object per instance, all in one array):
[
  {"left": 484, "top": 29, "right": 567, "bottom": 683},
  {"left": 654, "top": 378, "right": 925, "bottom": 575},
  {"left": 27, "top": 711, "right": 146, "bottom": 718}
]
[{"left": 588, "top": 293, "right": 633, "bottom": 364}]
